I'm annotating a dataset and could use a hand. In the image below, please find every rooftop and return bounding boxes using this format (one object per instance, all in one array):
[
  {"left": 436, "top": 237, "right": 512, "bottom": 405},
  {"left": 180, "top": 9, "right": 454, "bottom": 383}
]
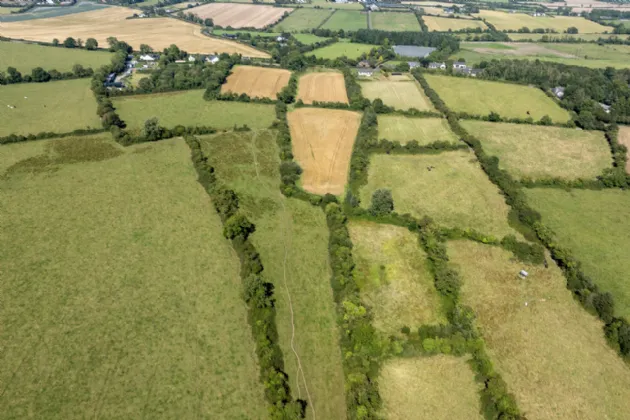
[{"left": 392, "top": 45, "right": 437, "bottom": 59}]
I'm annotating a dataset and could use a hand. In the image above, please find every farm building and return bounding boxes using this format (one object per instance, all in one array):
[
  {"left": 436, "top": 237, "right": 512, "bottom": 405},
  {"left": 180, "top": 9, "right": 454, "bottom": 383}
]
[
  {"left": 453, "top": 61, "right": 467, "bottom": 70},
  {"left": 206, "top": 55, "right": 220, "bottom": 64},
  {"left": 408, "top": 61, "right": 421, "bottom": 69},
  {"left": 428, "top": 62, "right": 446, "bottom": 70},
  {"left": 357, "top": 68, "right": 375, "bottom": 77},
  {"left": 139, "top": 54, "right": 156, "bottom": 61},
  {"left": 393, "top": 45, "right": 436, "bottom": 58},
  {"left": 552, "top": 86, "right": 565, "bottom": 98}
]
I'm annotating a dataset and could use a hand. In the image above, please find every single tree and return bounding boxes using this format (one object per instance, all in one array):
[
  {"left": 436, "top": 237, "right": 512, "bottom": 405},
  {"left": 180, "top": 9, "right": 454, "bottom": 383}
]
[
  {"left": 30, "top": 67, "right": 51, "bottom": 83},
  {"left": 139, "top": 44, "right": 153, "bottom": 55},
  {"left": 204, "top": 18, "right": 214, "bottom": 27},
  {"left": 63, "top": 37, "right": 77, "bottom": 48},
  {"left": 142, "top": 117, "right": 164, "bottom": 141},
  {"left": 567, "top": 26, "right": 578, "bottom": 34},
  {"left": 223, "top": 213, "right": 255, "bottom": 240},
  {"left": 85, "top": 38, "right": 98, "bottom": 50},
  {"left": 369, "top": 189, "right": 394, "bottom": 217},
  {"left": 6, "top": 67, "right": 22, "bottom": 83},
  {"left": 52, "top": 38, "right": 60, "bottom": 46}
]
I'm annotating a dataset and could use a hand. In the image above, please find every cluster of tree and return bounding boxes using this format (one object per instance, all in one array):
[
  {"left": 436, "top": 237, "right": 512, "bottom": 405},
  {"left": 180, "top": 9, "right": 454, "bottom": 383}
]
[
  {"left": 177, "top": 11, "right": 213, "bottom": 26},
  {"left": 0, "top": 128, "right": 106, "bottom": 145},
  {"left": 372, "top": 137, "right": 467, "bottom": 154},
  {"left": 474, "top": 59, "right": 630, "bottom": 125},
  {"left": 0, "top": 63, "right": 93, "bottom": 85},
  {"left": 185, "top": 134, "right": 306, "bottom": 418},
  {"left": 343, "top": 68, "right": 370, "bottom": 110},
  {"left": 587, "top": 9, "right": 630, "bottom": 34},
  {"left": 414, "top": 70, "right": 630, "bottom": 358},
  {"left": 277, "top": 73, "right": 297, "bottom": 103},
  {"left": 458, "top": 109, "right": 571, "bottom": 127}
]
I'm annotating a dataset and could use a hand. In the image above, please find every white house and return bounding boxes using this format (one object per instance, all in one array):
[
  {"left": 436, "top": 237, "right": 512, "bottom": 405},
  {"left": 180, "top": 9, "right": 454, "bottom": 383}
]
[
  {"left": 188, "top": 55, "right": 197, "bottom": 62},
  {"left": 357, "top": 68, "right": 374, "bottom": 77},
  {"left": 453, "top": 61, "right": 467, "bottom": 70},
  {"left": 552, "top": 86, "right": 565, "bottom": 99},
  {"left": 276, "top": 36, "right": 286, "bottom": 42},
  {"left": 139, "top": 54, "right": 156, "bottom": 62},
  {"left": 206, "top": 55, "right": 220, "bottom": 64},
  {"left": 599, "top": 103, "right": 611, "bottom": 114},
  {"left": 429, "top": 62, "right": 446, "bottom": 70}
]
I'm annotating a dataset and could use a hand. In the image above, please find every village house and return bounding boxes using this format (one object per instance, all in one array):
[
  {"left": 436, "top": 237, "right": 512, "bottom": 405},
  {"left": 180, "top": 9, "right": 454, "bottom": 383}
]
[
  {"left": 453, "top": 61, "right": 467, "bottom": 70},
  {"left": 206, "top": 55, "right": 220, "bottom": 64},
  {"left": 428, "top": 62, "right": 446, "bottom": 70},
  {"left": 357, "top": 60, "right": 371, "bottom": 68},
  {"left": 552, "top": 86, "right": 565, "bottom": 99},
  {"left": 407, "top": 61, "right": 421, "bottom": 69},
  {"left": 357, "top": 68, "right": 375, "bottom": 77},
  {"left": 139, "top": 54, "right": 156, "bottom": 62}
]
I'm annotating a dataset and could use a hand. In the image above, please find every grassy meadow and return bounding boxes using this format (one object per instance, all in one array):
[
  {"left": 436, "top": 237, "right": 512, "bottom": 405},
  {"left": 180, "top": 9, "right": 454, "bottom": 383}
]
[
  {"left": 0, "top": 135, "right": 268, "bottom": 418},
  {"left": 348, "top": 221, "right": 445, "bottom": 334},
  {"left": 525, "top": 188, "right": 630, "bottom": 319},
  {"left": 197, "top": 130, "right": 347, "bottom": 420},
  {"left": 449, "top": 241, "right": 630, "bottom": 419},
  {"left": 423, "top": 15, "right": 487, "bottom": 31},
  {"left": 461, "top": 121, "right": 611, "bottom": 180},
  {"left": 0, "top": 79, "right": 101, "bottom": 137},
  {"left": 321, "top": 10, "right": 367, "bottom": 31},
  {"left": 371, "top": 11, "right": 421, "bottom": 31},
  {"left": 309, "top": 40, "right": 375, "bottom": 59},
  {"left": 378, "top": 115, "right": 459, "bottom": 145},
  {"left": 293, "top": 33, "right": 330, "bottom": 45},
  {"left": 424, "top": 74, "right": 571, "bottom": 122},
  {"left": 273, "top": 8, "right": 332, "bottom": 32},
  {"left": 360, "top": 80, "right": 434, "bottom": 111},
  {"left": 475, "top": 10, "right": 613, "bottom": 33},
  {"left": 112, "top": 90, "right": 276, "bottom": 131},
  {"left": 0, "top": 40, "right": 113, "bottom": 73},
  {"left": 301, "top": 0, "right": 364, "bottom": 9},
  {"left": 507, "top": 33, "right": 628, "bottom": 42},
  {"left": 360, "top": 151, "right": 517, "bottom": 238},
  {"left": 380, "top": 356, "right": 483, "bottom": 420}
]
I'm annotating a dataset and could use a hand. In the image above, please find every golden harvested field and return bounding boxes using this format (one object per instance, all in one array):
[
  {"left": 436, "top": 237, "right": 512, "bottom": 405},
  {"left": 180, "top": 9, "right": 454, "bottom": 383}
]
[
  {"left": 620, "top": 126, "right": 630, "bottom": 173},
  {"left": 475, "top": 10, "right": 613, "bottom": 33},
  {"left": 380, "top": 356, "right": 483, "bottom": 420},
  {"left": 186, "top": 3, "right": 291, "bottom": 29},
  {"left": 360, "top": 80, "right": 434, "bottom": 111},
  {"left": 0, "top": 7, "right": 269, "bottom": 57},
  {"left": 287, "top": 108, "right": 361, "bottom": 195},
  {"left": 423, "top": 16, "right": 488, "bottom": 31},
  {"left": 349, "top": 221, "right": 445, "bottom": 334},
  {"left": 296, "top": 71, "right": 348, "bottom": 104},
  {"left": 221, "top": 65, "right": 291, "bottom": 99},
  {"left": 449, "top": 241, "right": 630, "bottom": 420}
]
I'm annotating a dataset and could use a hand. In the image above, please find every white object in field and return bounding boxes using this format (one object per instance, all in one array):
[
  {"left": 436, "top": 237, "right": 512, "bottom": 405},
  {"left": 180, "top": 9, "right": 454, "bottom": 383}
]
[{"left": 519, "top": 270, "right": 528, "bottom": 278}]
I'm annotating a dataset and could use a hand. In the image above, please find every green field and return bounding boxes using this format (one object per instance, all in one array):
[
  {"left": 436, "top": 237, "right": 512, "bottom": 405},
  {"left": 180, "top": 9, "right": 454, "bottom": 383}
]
[
  {"left": 321, "top": 10, "right": 367, "bottom": 31},
  {"left": 197, "top": 130, "right": 347, "bottom": 420},
  {"left": 449, "top": 240, "right": 630, "bottom": 420},
  {"left": 360, "top": 151, "right": 518, "bottom": 238},
  {"left": 423, "top": 15, "right": 487, "bottom": 31},
  {"left": 360, "top": 80, "right": 434, "bottom": 111},
  {"left": 0, "top": 79, "right": 101, "bottom": 137},
  {"left": 302, "top": 0, "right": 364, "bottom": 9},
  {"left": 0, "top": 40, "right": 113, "bottom": 73},
  {"left": 475, "top": 10, "right": 613, "bottom": 33},
  {"left": 526, "top": 188, "right": 630, "bottom": 319},
  {"left": 454, "top": 41, "right": 630, "bottom": 70},
  {"left": 424, "top": 74, "right": 571, "bottom": 122},
  {"left": 293, "top": 33, "right": 330, "bottom": 45},
  {"left": 0, "top": 6, "right": 19, "bottom": 14},
  {"left": 378, "top": 115, "right": 458, "bottom": 145},
  {"left": 461, "top": 121, "right": 611, "bottom": 180},
  {"left": 507, "top": 33, "right": 629, "bottom": 42},
  {"left": 371, "top": 11, "right": 421, "bottom": 31},
  {"left": 112, "top": 90, "right": 276, "bottom": 131},
  {"left": 273, "top": 8, "right": 332, "bottom": 32},
  {"left": 380, "top": 356, "right": 483, "bottom": 420},
  {"left": 0, "top": 135, "right": 267, "bottom": 418},
  {"left": 309, "top": 40, "right": 375, "bottom": 59},
  {"left": 348, "top": 221, "right": 445, "bottom": 334}
]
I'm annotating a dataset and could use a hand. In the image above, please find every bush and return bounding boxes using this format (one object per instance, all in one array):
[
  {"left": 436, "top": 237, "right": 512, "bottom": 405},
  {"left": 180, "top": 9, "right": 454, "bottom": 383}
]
[{"left": 369, "top": 189, "right": 394, "bottom": 216}]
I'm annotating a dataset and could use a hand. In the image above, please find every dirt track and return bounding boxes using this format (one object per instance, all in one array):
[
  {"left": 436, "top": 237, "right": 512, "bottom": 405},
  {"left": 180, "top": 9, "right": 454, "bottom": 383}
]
[
  {"left": 287, "top": 108, "right": 361, "bottom": 195},
  {"left": 297, "top": 72, "right": 348, "bottom": 105}
]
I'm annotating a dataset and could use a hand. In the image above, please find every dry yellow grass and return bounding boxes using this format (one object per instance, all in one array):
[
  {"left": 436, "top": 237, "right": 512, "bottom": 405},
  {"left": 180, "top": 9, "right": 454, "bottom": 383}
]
[
  {"left": 423, "top": 15, "right": 487, "bottom": 31},
  {"left": 619, "top": 126, "right": 630, "bottom": 173},
  {"left": 475, "top": 10, "right": 613, "bottom": 33},
  {"left": 380, "top": 356, "right": 483, "bottom": 420},
  {"left": 221, "top": 65, "right": 291, "bottom": 99},
  {"left": 0, "top": 6, "right": 269, "bottom": 57},
  {"left": 186, "top": 3, "right": 291, "bottom": 28},
  {"left": 297, "top": 72, "right": 348, "bottom": 105},
  {"left": 287, "top": 108, "right": 361, "bottom": 195},
  {"left": 449, "top": 241, "right": 630, "bottom": 420},
  {"left": 348, "top": 221, "right": 445, "bottom": 334}
]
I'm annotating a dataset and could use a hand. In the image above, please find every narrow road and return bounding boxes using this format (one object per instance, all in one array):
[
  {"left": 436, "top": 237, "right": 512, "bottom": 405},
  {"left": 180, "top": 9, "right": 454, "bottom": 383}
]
[{"left": 367, "top": 10, "right": 372, "bottom": 30}]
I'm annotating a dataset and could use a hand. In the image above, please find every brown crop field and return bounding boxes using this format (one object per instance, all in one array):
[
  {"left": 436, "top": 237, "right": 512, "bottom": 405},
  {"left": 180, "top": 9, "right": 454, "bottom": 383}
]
[
  {"left": 620, "top": 126, "right": 630, "bottom": 173},
  {"left": 186, "top": 3, "right": 291, "bottom": 28},
  {"left": 296, "top": 71, "right": 348, "bottom": 104},
  {"left": 0, "top": 7, "right": 269, "bottom": 57},
  {"left": 287, "top": 108, "right": 361, "bottom": 195},
  {"left": 221, "top": 65, "right": 291, "bottom": 99}
]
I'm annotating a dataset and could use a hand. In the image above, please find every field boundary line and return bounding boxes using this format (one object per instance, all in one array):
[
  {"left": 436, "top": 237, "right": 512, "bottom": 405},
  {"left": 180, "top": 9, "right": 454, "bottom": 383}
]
[
  {"left": 248, "top": 131, "right": 316, "bottom": 420},
  {"left": 316, "top": 9, "right": 336, "bottom": 29}
]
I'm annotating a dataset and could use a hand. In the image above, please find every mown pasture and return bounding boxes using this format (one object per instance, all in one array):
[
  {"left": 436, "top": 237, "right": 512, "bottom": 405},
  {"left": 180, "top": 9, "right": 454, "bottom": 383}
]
[
  {"left": 0, "top": 79, "right": 100, "bottom": 137},
  {"left": 321, "top": 10, "right": 367, "bottom": 31},
  {"left": 449, "top": 241, "right": 630, "bottom": 419},
  {"left": 461, "top": 121, "right": 611, "bottom": 180},
  {"left": 371, "top": 11, "right": 421, "bottom": 31},
  {"left": 377, "top": 115, "right": 458, "bottom": 145},
  {"left": 525, "top": 188, "right": 630, "bottom": 319},
  {"left": 185, "top": 3, "right": 290, "bottom": 28},
  {"left": 293, "top": 33, "right": 330, "bottom": 45},
  {"left": 309, "top": 40, "right": 375, "bottom": 59},
  {"left": 296, "top": 71, "right": 348, "bottom": 104},
  {"left": 380, "top": 356, "right": 483, "bottom": 420},
  {"left": 360, "top": 80, "right": 434, "bottom": 111},
  {"left": 274, "top": 8, "right": 332, "bottom": 32},
  {"left": 0, "top": 6, "right": 269, "bottom": 57},
  {"left": 507, "top": 32, "right": 627, "bottom": 41},
  {"left": 424, "top": 74, "right": 571, "bottom": 122},
  {"left": 112, "top": 90, "right": 276, "bottom": 131},
  {"left": 288, "top": 107, "right": 361, "bottom": 195},
  {"left": 221, "top": 65, "right": 291, "bottom": 99},
  {"left": 359, "top": 151, "right": 518, "bottom": 238},
  {"left": 0, "top": 40, "right": 113, "bottom": 73},
  {"left": 349, "top": 221, "right": 445, "bottom": 334},
  {"left": 0, "top": 136, "right": 268, "bottom": 419},
  {"left": 301, "top": 0, "right": 364, "bottom": 9},
  {"left": 197, "top": 130, "right": 347, "bottom": 420},
  {"left": 423, "top": 15, "right": 487, "bottom": 31},
  {"left": 474, "top": 10, "right": 613, "bottom": 33}
]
